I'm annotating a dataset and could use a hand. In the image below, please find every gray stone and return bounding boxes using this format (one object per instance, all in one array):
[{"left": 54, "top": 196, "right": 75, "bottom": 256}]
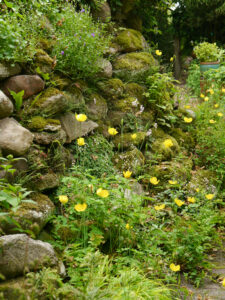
[
  {"left": 0, "top": 234, "right": 58, "bottom": 279},
  {"left": 32, "top": 172, "right": 60, "bottom": 191},
  {"left": 33, "top": 129, "right": 67, "bottom": 145},
  {"left": 74, "top": 119, "right": 99, "bottom": 139},
  {"left": 86, "top": 93, "right": 108, "bottom": 121},
  {"left": 91, "top": 1, "right": 111, "bottom": 22},
  {"left": 2, "top": 75, "right": 45, "bottom": 99},
  {"left": 125, "top": 180, "right": 144, "bottom": 199},
  {"left": 0, "top": 62, "right": 21, "bottom": 80},
  {"left": 0, "top": 118, "right": 34, "bottom": 156},
  {"left": 0, "top": 90, "right": 14, "bottom": 119},
  {"left": 60, "top": 112, "right": 77, "bottom": 143},
  {"left": 0, "top": 193, "right": 55, "bottom": 236},
  {"left": 96, "top": 58, "right": 113, "bottom": 78}
]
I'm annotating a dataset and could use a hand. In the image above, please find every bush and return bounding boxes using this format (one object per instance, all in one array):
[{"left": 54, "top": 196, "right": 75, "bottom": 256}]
[
  {"left": 186, "top": 62, "right": 201, "bottom": 96},
  {"left": 52, "top": 5, "right": 110, "bottom": 79}
]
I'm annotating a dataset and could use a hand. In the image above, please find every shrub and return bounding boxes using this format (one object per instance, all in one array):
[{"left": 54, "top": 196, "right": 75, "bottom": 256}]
[{"left": 52, "top": 5, "right": 110, "bottom": 79}]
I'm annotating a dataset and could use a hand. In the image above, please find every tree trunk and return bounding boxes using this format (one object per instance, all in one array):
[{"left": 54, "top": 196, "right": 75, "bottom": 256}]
[{"left": 174, "top": 37, "right": 181, "bottom": 80}]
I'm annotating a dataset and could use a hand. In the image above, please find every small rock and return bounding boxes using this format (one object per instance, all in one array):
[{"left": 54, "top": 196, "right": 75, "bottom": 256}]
[
  {"left": 86, "top": 93, "right": 108, "bottom": 121},
  {"left": 2, "top": 75, "right": 45, "bottom": 99},
  {"left": 0, "top": 234, "right": 58, "bottom": 279},
  {"left": 0, "top": 62, "right": 21, "bottom": 80},
  {"left": 0, "top": 90, "right": 14, "bottom": 119},
  {"left": 96, "top": 58, "right": 112, "bottom": 78},
  {"left": 0, "top": 118, "right": 34, "bottom": 156},
  {"left": 60, "top": 112, "right": 77, "bottom": 143},
  {"left": 32, "top": 172, "right": 60, "bottom": 191},
  {"left": 34, "top": 129, "right": 66, "bottom": 145}
]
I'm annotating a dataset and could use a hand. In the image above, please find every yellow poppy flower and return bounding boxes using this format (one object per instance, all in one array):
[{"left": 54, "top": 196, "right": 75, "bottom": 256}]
[
  {"left": 170, "top": 263, "right": 180, "bottom": 272},
  {"left": 217, "top": 112, "right": 223, "bottom": 117},
  {"left": 59, "top": 195, "right": 68, "bottom": 204},
  {"left": 204, "top": 97, "right": 209, "bottom": 102},
  {"left": 168, "top": 180, "right": 178, "bottom": 185},
  {"left": 108, "top": 127, "right": 118, "bottom": 136},
  {"left": 214, "top": 104, "right": 219, "bottom": 108},
  {"left": 184, "top": 117, "right": 193, "bottom": 123},
  {"left": 170, "top": 57, "right": 174, "bottom": 62},
  {"left": 209, "top": 119, "right": 216, "bottom": 124},
  {"left": 125, "top": 223, "right": 130, "bottom": 230},
  {"left": 131, "top": 133, "right": 137, "bottom": 140},
  {"left": 222, "top": 278, "right": 225, "bottom": 287},
  {"left": 123, "top": 170, "right": 132, "bottom": 178},
  {"left": 75, "top": 114, "right": 87, "bottom": 122},
  {"left": 154, "top": 204, "right": 165, "bottom": 211},
  {"left": 163, "top": 139, "right": 173, "bottom": 148},
  {"left": 221, "top": 88, "right": 225, "bottom": 93},
  {"left": 155, "top": 50, "right": 162, "bottom": 56},
  {"left": 195, "top": 188, "right": 200, "bottom": 192},
  {"left": 184, "top": 105, "right": 190, "bottom": 109},
  {"left": 200, "top": 93, "right": 205, "bottom": 98},
  {"left": 74, "top": 203, "right": 87, "bottom": 212},
  {"left": 187, "top": 197, "right": 195, "bottom": 203},
  {"left": 174, "top": 198, "right": 184, "bottom": 207},
  {"left": 205, "top": 194, "right": 214, "bottom": 200},
  {"left": 97, "top": 188, "right": 109, "bottom": 198},
  {"left": 150, "top": 177, "right": 160, "bottom": 185},
  {"left": 77, "top": 137, "right": 85, "bottom": 146},
  {"left": 207, "top": 88, "right": 214, "bottom": 95}
]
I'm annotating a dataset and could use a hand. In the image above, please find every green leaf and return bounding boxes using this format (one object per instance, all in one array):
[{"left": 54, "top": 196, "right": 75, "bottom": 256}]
[{"left": 4, "top": 0, "right": 13, "bottom": 8}]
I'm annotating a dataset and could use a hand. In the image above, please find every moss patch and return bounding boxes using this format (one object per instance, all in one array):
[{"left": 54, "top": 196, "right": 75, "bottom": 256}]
[
  {"left": 124, "top": 82, "right": 146, "bottom": 102},
  {"left": 114, "top": 29, "right": 146, "bottom": 52},
  {"left": 169, "top": 128, "right": 195, "bottom": 151},
  {"left": 97, "top": 78, "right": 124, "bottom": 99},
  {"left": 113, "top": 132, "right": 146, "bottom": 150},
  {"left": 113, "top": 97, "right": 140, "bottom": 113},
  {"left": 113, "top": 52, "right": 156, "bottom": 71},
  {"left": 28, "top": 116, "right": 60, "bottom": 131}
]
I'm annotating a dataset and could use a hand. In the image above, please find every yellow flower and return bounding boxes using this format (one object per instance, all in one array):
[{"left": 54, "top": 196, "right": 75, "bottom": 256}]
[
  {"left": 163, "top": 139, "right": 173, "bottom": 148},
  {"left": 75, "top": 114, "right": 87, "bottom": 122},
  {"left": 170, "top": 263, "right": 180, "bottom": 272},
  {"left": 154, "top": 204, "right": 165, "bottom": 211},
  {"left": 200, "top": 93, "right": 205, "bottom": 98},
  {"left": 74, "top": 203, "right": 87, "bottom": 212},
  {"left": 187, "top": 197, "right": 195, "bottom": 203},
  {"left": 59, "top": 195, "right": 68, "bottom": 204},
  {"left": 222, "top": 88, "right": 225, "bottom": 93},
  {"left": 204, "top": 97, "right": 209, "bottom": 102},
  {"left": 77, "top": 137, "right": 85, "bottom": 146},
  {"left": 168, "top": 180, "right": 178, "bottom": 185},
  {"left": 150, "top": 177, "right": 160, "bottom": 185},
  {"left": 174, "top": 198, "right": 184, "bottom": 207},
  {"left": 131, "top": 133, "right": 137, "bottom": 140},
  {"left": 155, "top": 50, "right": 162, "bottom": 56},
  {"left": 195, "top": 188, "right": 200, "bottom": 192},
  {"left": 97, "top": 188, "right": 109, "bottom": 198},
  {"left": 184, "top": 117, "right": 193, "bottom": 123},
  {"left": 222, "top": 278, "right": 225, "bottom": 287},
  {"left": 214, "top": 104, "right": 219, "bottom": 108},
  {"left": 123, "top": 170, "right": 132, "bottom": 179},
  {"left": 209, "top": 119, "right": 216, "bottom": 124},
  {"left": 205, "top": 194, "right": 214, "bottom": 200},
  {"left": 170, "top": 57, "right": 174, "bottom": 62},
  {"left": 184, "top": 105, "right": 190, "bottom": 109},
  {"left": 125, "top": 223, "right": 130, "bottom": 230},
  {"left": 108, "top": 127, "right": 118, "bottom": 136},
  {"left": 208, "top": 88, "right": 214, "bottom": 95},
  {"left": 217, "top": 112, "right": 223, "bottom": 117}
]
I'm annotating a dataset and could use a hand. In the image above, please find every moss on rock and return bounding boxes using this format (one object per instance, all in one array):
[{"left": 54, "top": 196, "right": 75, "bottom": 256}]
[
  {"left": 124, "top": 82, "right": 146, "bottom": 102},
  {"left": 97, "top": 78, "right": 124, "bottom": 99},
  {"left": 113, "top": 147, "right": 145, "bottom": 175},
  {"left": 28, "top": 116, "right": 61, "bottom": 131},
  {"left": 113, "top": 97, "right": 140, "bottom": 113},
  {"left": 114, "top": 29, "right": 147, "bottom": 52},
  {"left": 186, "top": 169, "right": 217, "bottom": 194},
  {"left": 169, "top": 128, "right": 195, "bottom": 151},
  {"left": 86, "top": 93, "right": 108, "bottom": 121},
  {"left": 113, "top": 132, "right": 146, "bottom": 150},
  {"left": 113, "top": 52, "right": 157, "bottom": 81}
]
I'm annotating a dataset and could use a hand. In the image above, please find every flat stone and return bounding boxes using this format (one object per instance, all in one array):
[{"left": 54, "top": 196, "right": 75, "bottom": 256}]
[
  {"left": 60, "top": 112, "right": 76, "bottom": 143},
  {"left": 0, "top": 90, "right": 13, "bottom": 119},
  {"left": 74, "top": 119, "right": 99, "bottom": 139},
  {"left": 2, "top": 75, "right": 45, "bottom": 99},
  {"left": 0, "top": 118, "right": 33, "bottom": 156},
  {"left": 0, "top": 234, "right": 58, "bottom": 279},
  {"left": 0, "top": 62, "right": 21, "bottom": 80},
  {"left": 33, "top": 129, "right": 66, "bottom": 145}
]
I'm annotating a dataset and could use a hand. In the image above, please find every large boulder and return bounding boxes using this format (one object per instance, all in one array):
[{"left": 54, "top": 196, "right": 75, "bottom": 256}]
[
  {"left": 2, "top": 75, "right": 45, "bottom": 99},
  {"left": 113, "top": 147, "right": 145, "bottom": 175},
  {"left": 0, "top": 193, "right": 55, "bottom": 236},
  {"left": 113, "top": 29, "right": 148, "bottom": 53},
  {"left": 86, "top": 93, "right": 108, "bottom": 121},
  {"left": 0, "top": 234, "right": 58, "bottom": 279},
  {"left": 0, "top": 118, "right": 33, "bottom": 156},
  {"left": 0, "top": 62, "right": 21, "bottom": 80},
  {"left": 113, "top": 52, "right": 158, "bottom": 81},
  {"left": 0, "top": 90, "right": 13, "bottom": 119}
]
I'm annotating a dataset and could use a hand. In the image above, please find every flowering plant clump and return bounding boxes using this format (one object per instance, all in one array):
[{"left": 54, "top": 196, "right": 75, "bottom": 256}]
[
  {"left": 108, "top": 128, "right": 118, "bottom": 136},
  {"left": 194, "top": 42, "right": 223, "bottom": 62},
  {"left": 74, "top": 203, "right": 87, "bottom": 212},
  {"left": 123, "top": 171, "right": 132, "bottom": 179},
  {"left": 77, "top": 137, "right": 85, "bottom": 146},
  {"left": 150, "top": 177, "right": 160, "bottom": 185},
  {"left": 96, "top": 188, "right": 109, "bottom": 198},
  {"left": 163, "top": 139, "right": 173, "bottom": 148},
  {"left": 76, "top": 114, "right": 87, "bottom": 122},
  {"left": 59, "top": 195, "right": 68, "bottom": 204}
]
